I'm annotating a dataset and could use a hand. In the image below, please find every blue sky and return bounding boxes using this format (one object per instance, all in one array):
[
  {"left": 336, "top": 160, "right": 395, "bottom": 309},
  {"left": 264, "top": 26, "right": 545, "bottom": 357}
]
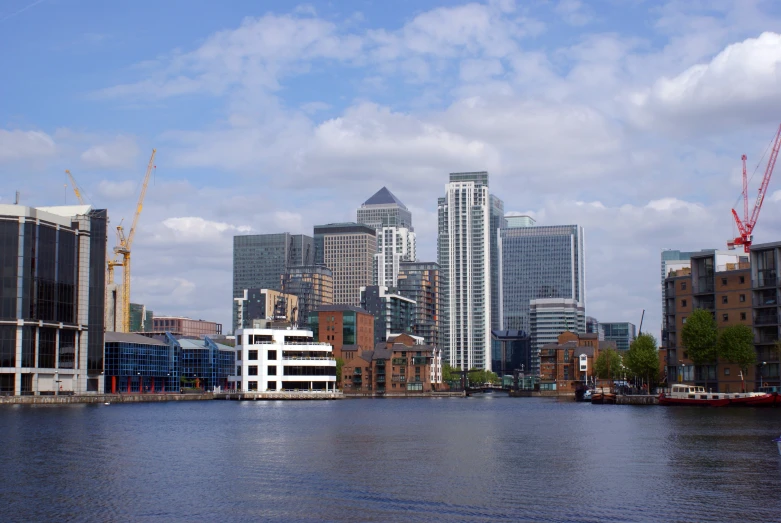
[{"left": 3, "top": 0, "right": 781, "bottom": 334}]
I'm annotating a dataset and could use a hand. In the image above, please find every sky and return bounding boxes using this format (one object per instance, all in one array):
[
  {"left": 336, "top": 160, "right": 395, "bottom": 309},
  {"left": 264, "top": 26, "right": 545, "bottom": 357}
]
[{"left": 2, "top": 0, "right": 781, "bottom": 338}]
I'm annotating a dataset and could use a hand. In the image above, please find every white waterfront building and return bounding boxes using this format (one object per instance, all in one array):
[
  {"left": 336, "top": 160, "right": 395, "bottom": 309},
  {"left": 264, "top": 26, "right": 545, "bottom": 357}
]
[{"left": 229, "top": 328, "right": 336, "bottom": 392}]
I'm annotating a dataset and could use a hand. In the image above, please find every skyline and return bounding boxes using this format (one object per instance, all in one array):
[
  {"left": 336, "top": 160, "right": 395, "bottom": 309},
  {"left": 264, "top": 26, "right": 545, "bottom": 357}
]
[{"left": 3, "top": 0, "right": 781, "bottom": 335}]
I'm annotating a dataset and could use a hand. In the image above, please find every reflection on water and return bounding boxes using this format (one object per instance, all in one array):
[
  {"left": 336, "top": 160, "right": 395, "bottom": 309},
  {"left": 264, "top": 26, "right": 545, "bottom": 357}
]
[{"left": 1, "top": 397, "right": 780, "bottom": 522}]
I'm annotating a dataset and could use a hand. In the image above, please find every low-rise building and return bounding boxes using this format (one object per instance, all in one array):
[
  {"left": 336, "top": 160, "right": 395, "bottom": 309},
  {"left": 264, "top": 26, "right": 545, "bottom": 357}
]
[
  {"left": 177, "top": 337, "right": 236, "bottom": 392},
  {"left": 151, "top": 316, "right": 223, "bottom": 337},
  {"left": 539, "top": 332, "right": 615, "bottom": 392},
  {"left": 308, "top": 305, "right": 374, "bottom": 361},
  {"left": 491, "top": 330, "right": 532, "bottom": 377},
  {"left": 104, "top": 332, "right": 179, "bottom": 393},
  {"left": 230, "top": 328, "right": 336, "bottom": 392}
]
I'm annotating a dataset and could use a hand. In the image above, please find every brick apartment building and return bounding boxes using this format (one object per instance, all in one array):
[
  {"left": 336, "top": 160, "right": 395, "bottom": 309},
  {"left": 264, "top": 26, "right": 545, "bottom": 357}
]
[
  {"left": 539, "top": 332, "right": 616, "bottom": 392},
  {"left": 308, "top": 305, "right": 374, "bottom": 361}
]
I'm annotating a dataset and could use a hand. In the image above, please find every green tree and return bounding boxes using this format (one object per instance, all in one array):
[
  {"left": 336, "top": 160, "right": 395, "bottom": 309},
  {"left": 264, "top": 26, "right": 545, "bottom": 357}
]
[
  {"left": 335, "top": 358, "right": 345, "bottom": 388},
  {"left": 442, "top": 363, "right": 460, "bottom": 383},
  {"left": 594, "top": 348, "right": 623, "bottom": 380},
  {"left": 681, "top": 309, "right": 718, "bottom": 365},
  {"left": 468, "top": 368, "right": 500, "bottom": 386},
  {"left": 625, "top": 333, "right": 660, "bottom": 390},
  {"left": 718, "top": 325, "right": 755, "bottom": 391}
]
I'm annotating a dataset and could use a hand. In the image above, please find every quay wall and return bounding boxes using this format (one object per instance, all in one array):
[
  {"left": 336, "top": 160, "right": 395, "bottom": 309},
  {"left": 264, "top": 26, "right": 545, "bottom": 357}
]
[
  {"left": 0, "top": 393, "right": 213, "bottom": 405},
  {"left": 616, "top": 395, "right": 659, "bottom": 405}
]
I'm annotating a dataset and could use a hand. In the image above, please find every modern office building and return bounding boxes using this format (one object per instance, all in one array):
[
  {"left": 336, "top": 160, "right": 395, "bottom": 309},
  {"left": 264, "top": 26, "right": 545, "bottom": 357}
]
[
  {"left": 360, "top": 285, "right": 416, "bottom": 346},
  {"left": 357, "top": 187, "right": 416, "bottom": 288},
  {"left": 601, "top": 322, "right": 637, "bottom": 351},
  {"left": 233, "top": 233, "right": 313, "bottom": 331},
  {"left": 104, "top": 332, "right": 179, "bottom": 393},
  {"left": 229, "top": 328, "right": 336, "bottom": 392},
  {"left": 129, "top": 303, "right": 153, "bottom": 333},
  {"left": 308, "top": 304, "right": 375, "bottom": 361},
  {"left": 397, "top": 261, "right": 440, "bottom": 347},
  {"left": 151, "top": 317, "right": 222, "bottom": 337},
  {"left": 585, "top": 316, "right": 605, "bottom": 340},
  {"left": 0, "top": 204, "right": 106, "bottom": 396},
  {"left": 505, "top": 214, "right": 536, "bottom": 228},
  {"left": 437, "top": 171, "right": 492, "bottom": 371},
  {"left": 750, "top": 242, "right": 780, "bottom": 390},
  {"left": 498, "top": 224, "right": 586, "bottom": 334},
  {"left": 490, "top": 330, "right": 532, "bottom": 377},
  {"left": 285, "top": 265, "right": 333, "bottom": 327},
  {"left": 178, "top": 336, "right": 236, "bottom": 392},
  {"left": 490, "top": 195, "right": 506, "bottom": 331},
  {"left": 529, "top": 298, "right": 586, "bottom": 375},
  {"left": 233, "top": 288, "right": 299, "bottom": 329},
  {"left": 313, "top": 223, "right": 377, "bottom": 306},
  {"left": 663, "top": 251, "right": 752, "bottom": 392}
]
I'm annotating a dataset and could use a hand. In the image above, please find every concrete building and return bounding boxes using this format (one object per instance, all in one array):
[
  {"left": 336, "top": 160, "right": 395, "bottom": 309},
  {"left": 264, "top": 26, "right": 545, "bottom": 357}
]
[
  {"left": 498, "top": 224, "right": 586, "bottom": 334},
  {"left": 233, "top": 288, "right": 299, "bottom": 329},
  {"left": 232, "top": 233, "right": 313, "bottom": 331},
  {"left": 129, "top": 303, "right": 153, "bottom": 333},
  {"left": 229, "top": 328, "right": 336, "bottom": 392},
  {"left": 437, "top": 171, "right": 492, "bottom": 371},
  {"left": 750, "top": 242, "right": 781, "bottom": 390},
  {"left": 601, "top": 322, "right": 637, "bottom": 352},
  {"left": 151, "top": 317, "right": 222, "bottom": 337},
  {"left": 360, "top": 285, "right": 416, "bottom": 346},
  {"left": 529, "top": 298, "right": 586, "bottom": 375},
  {"left": 308, "top": 305, "right": 375, "bottom": 361},
  {"left": 285, "top": 265, "right": 333, "bottom": 328},
  {"left": 357, "top": 187, "right": 416, "bottom": 288},
  {"left": 490, "top": 330, "right": 532, "bottom": 378},
  {"left": 314, "top": 223, "right": 377, "bottom": 306},
  {"left": 663, "top": 251, "right": 752, "bottom": 392},
  {"left": 397, "top": 261, "right": 440, "bottom": 347},
  {"left": 0, "top": 204, "right": 107, "bottom": 396},
  {"left": 505, "top": 214, "right": 536, "bottom": 228}
]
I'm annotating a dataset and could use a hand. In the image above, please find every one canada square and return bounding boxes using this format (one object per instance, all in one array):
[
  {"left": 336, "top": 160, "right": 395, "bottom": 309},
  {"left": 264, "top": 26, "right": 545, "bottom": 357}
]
[{"left": 437, "top": 172, "right": 498, "bottom": 371}]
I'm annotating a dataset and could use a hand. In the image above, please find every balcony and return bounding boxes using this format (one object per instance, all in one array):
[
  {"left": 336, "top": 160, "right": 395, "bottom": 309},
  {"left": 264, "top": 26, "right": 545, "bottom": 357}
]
[
  {"left": 392, "top": 358, "right": 406, "bottom": 365},
  {"left": 754, "top": 270, "right": 779, "bottom": 288},
  {"left": 412, "top": 357, "right": 428, "bottom": 365},
  {"left": 754, "top": 291, "right": 778, "bottom": 307},
  {"left": 375, "top": 367, "right": 385, "bottom": 375},
  {"left": 392, "top": 375, "right": 406, "bottom": 383},
  {"left": 352, "top": 377, "right": 362, "bottom": 384},
  {"left": 755, "top": 314, "right": 779, "bottom": 326},
  {"left": 354, "top": 368, "right": 362, "bottom": 375},
  {"left": 375, "top": 360, "right": 385, "bottom": 367},
  {"left": 376, "top": 376, "right": 386, "bottom": 383}
]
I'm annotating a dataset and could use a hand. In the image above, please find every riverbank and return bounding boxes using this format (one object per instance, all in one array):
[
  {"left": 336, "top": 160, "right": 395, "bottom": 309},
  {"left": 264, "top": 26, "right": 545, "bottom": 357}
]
[{"left": 0, "top": 393, "right": 214, "bottom": 405}]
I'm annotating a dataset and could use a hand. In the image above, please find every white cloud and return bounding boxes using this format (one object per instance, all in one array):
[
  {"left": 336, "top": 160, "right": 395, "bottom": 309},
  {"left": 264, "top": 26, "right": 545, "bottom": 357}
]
[
  {"left": 555, "top": 0, "right": 593, "bottom": 27},
  {"left": 158, "top": 216, "right": 252, "bottom": 243},
  {"left": 0, "top": 130, "right": 56, "bottom": 162},
  {"left": 81, "top": 135, "right": 140, "bottom": 169}
]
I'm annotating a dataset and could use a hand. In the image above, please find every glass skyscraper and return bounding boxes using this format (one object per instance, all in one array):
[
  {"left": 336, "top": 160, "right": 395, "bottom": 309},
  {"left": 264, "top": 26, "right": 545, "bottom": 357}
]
[
  {"left": 437, "top": 172, "right": 492, "bottom": 371},
  {"left": 489, "top": 195, "right": 506, "bottom": 331}
]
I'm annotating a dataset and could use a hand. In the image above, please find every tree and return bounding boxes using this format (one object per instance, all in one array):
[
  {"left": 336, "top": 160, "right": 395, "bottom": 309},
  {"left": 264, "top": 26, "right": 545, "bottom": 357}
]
[
  {"left": 625, "top": 333, "right": 660, "bottom": 390},
  {"left": 335, "top": 358, "right": 345, "bottom": 388},
  {"left": 594, "top": 348, "right": 623, "bottom": 380},
  {"left": 468, "top": 368, "right": 500, "bottom": 386},
  {"left": 718, "top": 325, "right": 755, "bottom": 391},
  {"left": 442, "top": 363, "right": 460, "bottom": 383},
  {"left": 681, "top": 309, "right": 718, "bottom": 365}
]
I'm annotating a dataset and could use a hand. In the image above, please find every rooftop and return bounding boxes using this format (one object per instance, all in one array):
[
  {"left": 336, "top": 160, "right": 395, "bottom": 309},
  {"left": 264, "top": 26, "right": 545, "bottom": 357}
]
[
  {"left": 105, "top": 332, "right": 167, "bottom": 346},
  {"left": 311, "top": 304, "right": 371, "bottom": 314},
  {"left": 361, "top": 186, "right": 408, "bottom": 209}
]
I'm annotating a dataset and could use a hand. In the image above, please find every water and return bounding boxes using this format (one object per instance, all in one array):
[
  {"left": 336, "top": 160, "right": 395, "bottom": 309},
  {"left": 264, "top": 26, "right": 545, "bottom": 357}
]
[{"left": 1, "top": 396, "right": 780, "bottom": 522}]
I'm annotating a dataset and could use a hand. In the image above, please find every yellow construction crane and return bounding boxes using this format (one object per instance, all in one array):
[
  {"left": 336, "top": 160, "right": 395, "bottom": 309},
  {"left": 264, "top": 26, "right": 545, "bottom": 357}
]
[
  {"left": 111, "top": 149, "right": 156, "bottom": 332},
  {"left": 65, "top": 170, "right": 85, "bottom": 204}
]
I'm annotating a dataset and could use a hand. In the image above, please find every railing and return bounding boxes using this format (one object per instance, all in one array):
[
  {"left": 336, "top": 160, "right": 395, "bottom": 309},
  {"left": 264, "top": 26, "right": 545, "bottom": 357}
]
[
  {"left": 352, "top": 377, "right": 362, "bottom": 384},
  {"left": 354, "top": 368, "right": 362, "bottom": 375},
  {"left": 376, "top": 376, "right": 386, "bottom": 383},
  {"left": 375, "top": 360, "right": 385, "bottom": 366},
  {"left": 411, "top": 357, "right": 428, "bottom": 365},
  {"left": 754, "top": 271, "right": 779, "bottom": 288},
  {"left": 375, "top": 368, "right": 385, "bottom": 375},
  {"left": 392, "top": 358, "right": 406, "bottom": 365},
  {"left": 281, "top": 356, "right": 335, "bottom": 361},
  {"left": 392, "top": 375, "right": 406, "bottom": 382},
  {"left": 755, "top": 315, "right": 780, "bottom": 326}
]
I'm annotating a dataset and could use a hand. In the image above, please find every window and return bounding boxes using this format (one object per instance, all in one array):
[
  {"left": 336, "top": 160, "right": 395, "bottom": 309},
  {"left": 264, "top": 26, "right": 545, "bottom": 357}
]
[
  {"left": 739, "top": 294, "right": 746, "bottom": 303},
  {"left": 722, "top": 314, "right": 729, "bottom": 322},
  {"left": 721, "top": 277, "right": 727, "bottom": 286},
  {"left": 236, "top": 366, "right": 242, "bottom": 376},
  {"left": 681, "top": 299, "right": 687, "bottom": 307},
  {"left": 268, "top": 350, "right": 277, "bottom": 360},
  {"left": 682, "top": 317, "right": 687, "bottom": 324},
  {"left": 248, "top": 350, "right": 258, "bottom": 360},
  {"left": 248, "top": 366, "right": 258, "bottom": 376},
  {"left": 722, "top": 296, "right": 728, "bottom": 304},
  {"left": 268, "top": 365, "right": 277, "bottom": 376},
  {"left": 248, "top": 381, "right": 258, "bottom": 391},
  {"left": 740, "top": 312, "right": 747, "bottom": 321},
  {"left": 724, "top": 368, "right": 730, "bottom": 376},
  {"left": 739, "top": 276, "right": 745, "bottom": 284},
  {"left": 681, "top": 282, "right": 687, "bottom": 290}
]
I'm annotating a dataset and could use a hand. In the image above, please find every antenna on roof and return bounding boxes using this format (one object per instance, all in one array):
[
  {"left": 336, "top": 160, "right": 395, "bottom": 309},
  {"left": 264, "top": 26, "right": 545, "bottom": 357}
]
[{"left": 15, "top": 191, "right": 20, "bottom": 205}]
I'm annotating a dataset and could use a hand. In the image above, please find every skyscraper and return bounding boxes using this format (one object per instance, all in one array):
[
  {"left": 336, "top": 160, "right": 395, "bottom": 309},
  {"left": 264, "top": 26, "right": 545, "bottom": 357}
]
[
  {"left": 232, "top": 233, "right": 313, "bottom": 332},
  {"left": 489, "top": 195, "right": 506, "bottom": 331},
  {"left": 357, "top": 187, "right": 416, "bottom": 288},
  {"left": 314, "top": 223, "right": 377, "bottom": 306},
  {"left": 285, "top": 265, "right": 334, "bottom": 327},
  {"left": 437, "top": 171, "right": 492, "bottom": 371}
]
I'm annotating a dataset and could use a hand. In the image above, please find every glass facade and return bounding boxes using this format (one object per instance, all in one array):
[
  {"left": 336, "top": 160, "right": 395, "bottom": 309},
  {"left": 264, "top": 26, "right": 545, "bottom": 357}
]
[
  {"left": 360, "top": 285, "right": 415, "bottom": 346},
  {"left": 601, "top": 322, "right": 636, "bottom": 351},
  {"left": 489, "top": 195, "right": 506, "bottom": 331},
  {"left": 397, "top": 261, "right": 440, "bottom": 347},
  {"left": 499, "top": 225, "right": 586, "bottom": 333},
  {"left": 180, "top": 337, "right": 236, "bottom": 392},
  {"left": 104, "top": 334, "right": 180, "bottom": 393},
  {"left": 491, "top": 329, "right": 532, "bottom": 377},
  {"left": 285, "top": 265, "right": 334, "bottom": 328}
]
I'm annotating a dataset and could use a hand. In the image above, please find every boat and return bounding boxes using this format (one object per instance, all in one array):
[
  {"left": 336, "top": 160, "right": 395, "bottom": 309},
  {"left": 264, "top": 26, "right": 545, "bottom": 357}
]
[
  {"left": 582, "top": 390, "right": 592, "bottom": 401},
  {"left": 659, "top": 384, "right": 779, "bottom": 407},
  {"left": 591, "top": 388, "right": 616, "bottom": 404}
]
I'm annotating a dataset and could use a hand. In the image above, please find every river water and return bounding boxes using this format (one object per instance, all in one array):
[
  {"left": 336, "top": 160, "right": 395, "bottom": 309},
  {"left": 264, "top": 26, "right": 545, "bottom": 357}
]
[{"left": 1, "top": 396, "right": 780, "bottom": 522}]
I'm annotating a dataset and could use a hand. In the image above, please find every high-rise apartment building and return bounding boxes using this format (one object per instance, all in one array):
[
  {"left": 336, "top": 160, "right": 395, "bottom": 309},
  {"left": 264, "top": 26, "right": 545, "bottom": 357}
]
[
  {"left": 437, "top": 171, "right": 492, "bottom": 371},
  {"left": 0, "top": 204, "right": 107, "bottom": 395},
  {"left": 360, "top": 285, "right": 416, "bottom": 346},
  {"left": 285, "top": 265, "right": 334, "bottom": 327},
  {"left": 397, "top": 261, "right": 440, "bottom": 347},
  {"left": 489, "top": 195, "right": 506, "bottom": 331},
  {"left": 313, "top": 223, "right": 377, "bottom": 306},
  {"left": 529, "top": 298, "right": 586, "bottom": 374},
  {"left": 232, "top": 233, "right": 313, "bottom": 331},
  {"left": 751, "top": 241, "right": 781, "bottom": 391},
  {"left": 498, "top": 225, "right": 586, "bottom": 333},
  {"left": 357, "top": 187, "right": 416, "bottom": 288}
]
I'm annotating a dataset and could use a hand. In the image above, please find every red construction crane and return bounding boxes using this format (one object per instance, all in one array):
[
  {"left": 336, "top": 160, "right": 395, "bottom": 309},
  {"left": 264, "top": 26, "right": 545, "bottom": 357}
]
[{"left": 728, "top": 123, "right": 781, "bottom": 253}]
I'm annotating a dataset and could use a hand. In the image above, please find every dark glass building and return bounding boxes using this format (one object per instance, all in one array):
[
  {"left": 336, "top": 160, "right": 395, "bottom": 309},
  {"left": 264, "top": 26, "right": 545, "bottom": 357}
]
[
  {"left": 491, "top": 330, "right": 532, "bottom": 377},
  {"left": 178, "top": 337, "right": 236, "bottom": 392},
  {"left": 360, "top": 285, "right": 415, "bottom": 346},
  {"left": 0, "top": 204, "right": 106, "bottom": 395},
  {"left": 104, "top": 332, "right": 180, "bottom": 393}
]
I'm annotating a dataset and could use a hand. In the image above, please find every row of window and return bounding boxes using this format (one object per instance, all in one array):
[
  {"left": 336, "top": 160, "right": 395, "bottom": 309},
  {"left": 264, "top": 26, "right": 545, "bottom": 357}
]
[{"left": 681, "top": 294, "right": 747, "bottom": 307}]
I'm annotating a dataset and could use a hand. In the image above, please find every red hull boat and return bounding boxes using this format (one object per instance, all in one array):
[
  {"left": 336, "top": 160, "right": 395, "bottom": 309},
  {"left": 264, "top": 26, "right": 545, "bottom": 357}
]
[{"left": 659, "top": 384, "right": 779, "bottom": 407}]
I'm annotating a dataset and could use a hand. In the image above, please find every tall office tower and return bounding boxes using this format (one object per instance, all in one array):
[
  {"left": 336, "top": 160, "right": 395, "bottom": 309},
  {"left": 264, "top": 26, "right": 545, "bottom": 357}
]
[
  {"left": 490, "top": 195, "right": 506, "bottom": 330},
  {"left": 313, "top": 223, "right": 377, "bottom": 306},
  {"left": 437, "top": 171, "right": 492, "bottom": 371},
  {"left": 498, "top": 224, "right": 586, "bottom": 332},
  {"left": 232, "top": 233, "right": 313, "bottom": 332},
  {"left": 529, "top": 298, "right": 586, "bottom": 372},
  {"left": 285, "top": 265, "right": 334, "bottom": 327},
  {"left": 0, "top": 204, "right": 107, "bottom": 396},
  {"left": 397, "top": 261, "right": 440, "bottom": 347},
  {"left": 360, "top": 285, "right": 416, "bottom": 346},
  {"left": 357, "top": 187, "right": 416, "bottom": 288}
]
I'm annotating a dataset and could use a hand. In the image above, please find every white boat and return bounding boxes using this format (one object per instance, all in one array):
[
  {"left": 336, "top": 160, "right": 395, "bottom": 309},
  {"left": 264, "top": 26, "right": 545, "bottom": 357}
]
[{"left": 659, "top": 384, "right": 779, "bottom": 407}]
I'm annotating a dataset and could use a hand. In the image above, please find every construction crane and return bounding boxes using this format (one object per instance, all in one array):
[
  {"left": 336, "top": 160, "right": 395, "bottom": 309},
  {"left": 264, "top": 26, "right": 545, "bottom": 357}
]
[
  {"left": 729, "top": 123, "right": 781, "bottom": 253},
  {"left": 65, "top": 170, "right": 85, "bottom": 204},
  {"left": 113, "top": 149, "right": 156, "bottom": 332}
]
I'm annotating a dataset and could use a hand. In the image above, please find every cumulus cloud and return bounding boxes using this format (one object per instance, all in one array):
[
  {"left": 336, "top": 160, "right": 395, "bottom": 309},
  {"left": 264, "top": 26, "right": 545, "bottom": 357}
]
[
  {"left": 158, "top": 216, "right": 252, "bottom": 243},
  {"left": 81, "top": 135, "right": 140, "bottom": 169},
  {"left": 0, "top": 129, "right": 56, "bottom": 162}
]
